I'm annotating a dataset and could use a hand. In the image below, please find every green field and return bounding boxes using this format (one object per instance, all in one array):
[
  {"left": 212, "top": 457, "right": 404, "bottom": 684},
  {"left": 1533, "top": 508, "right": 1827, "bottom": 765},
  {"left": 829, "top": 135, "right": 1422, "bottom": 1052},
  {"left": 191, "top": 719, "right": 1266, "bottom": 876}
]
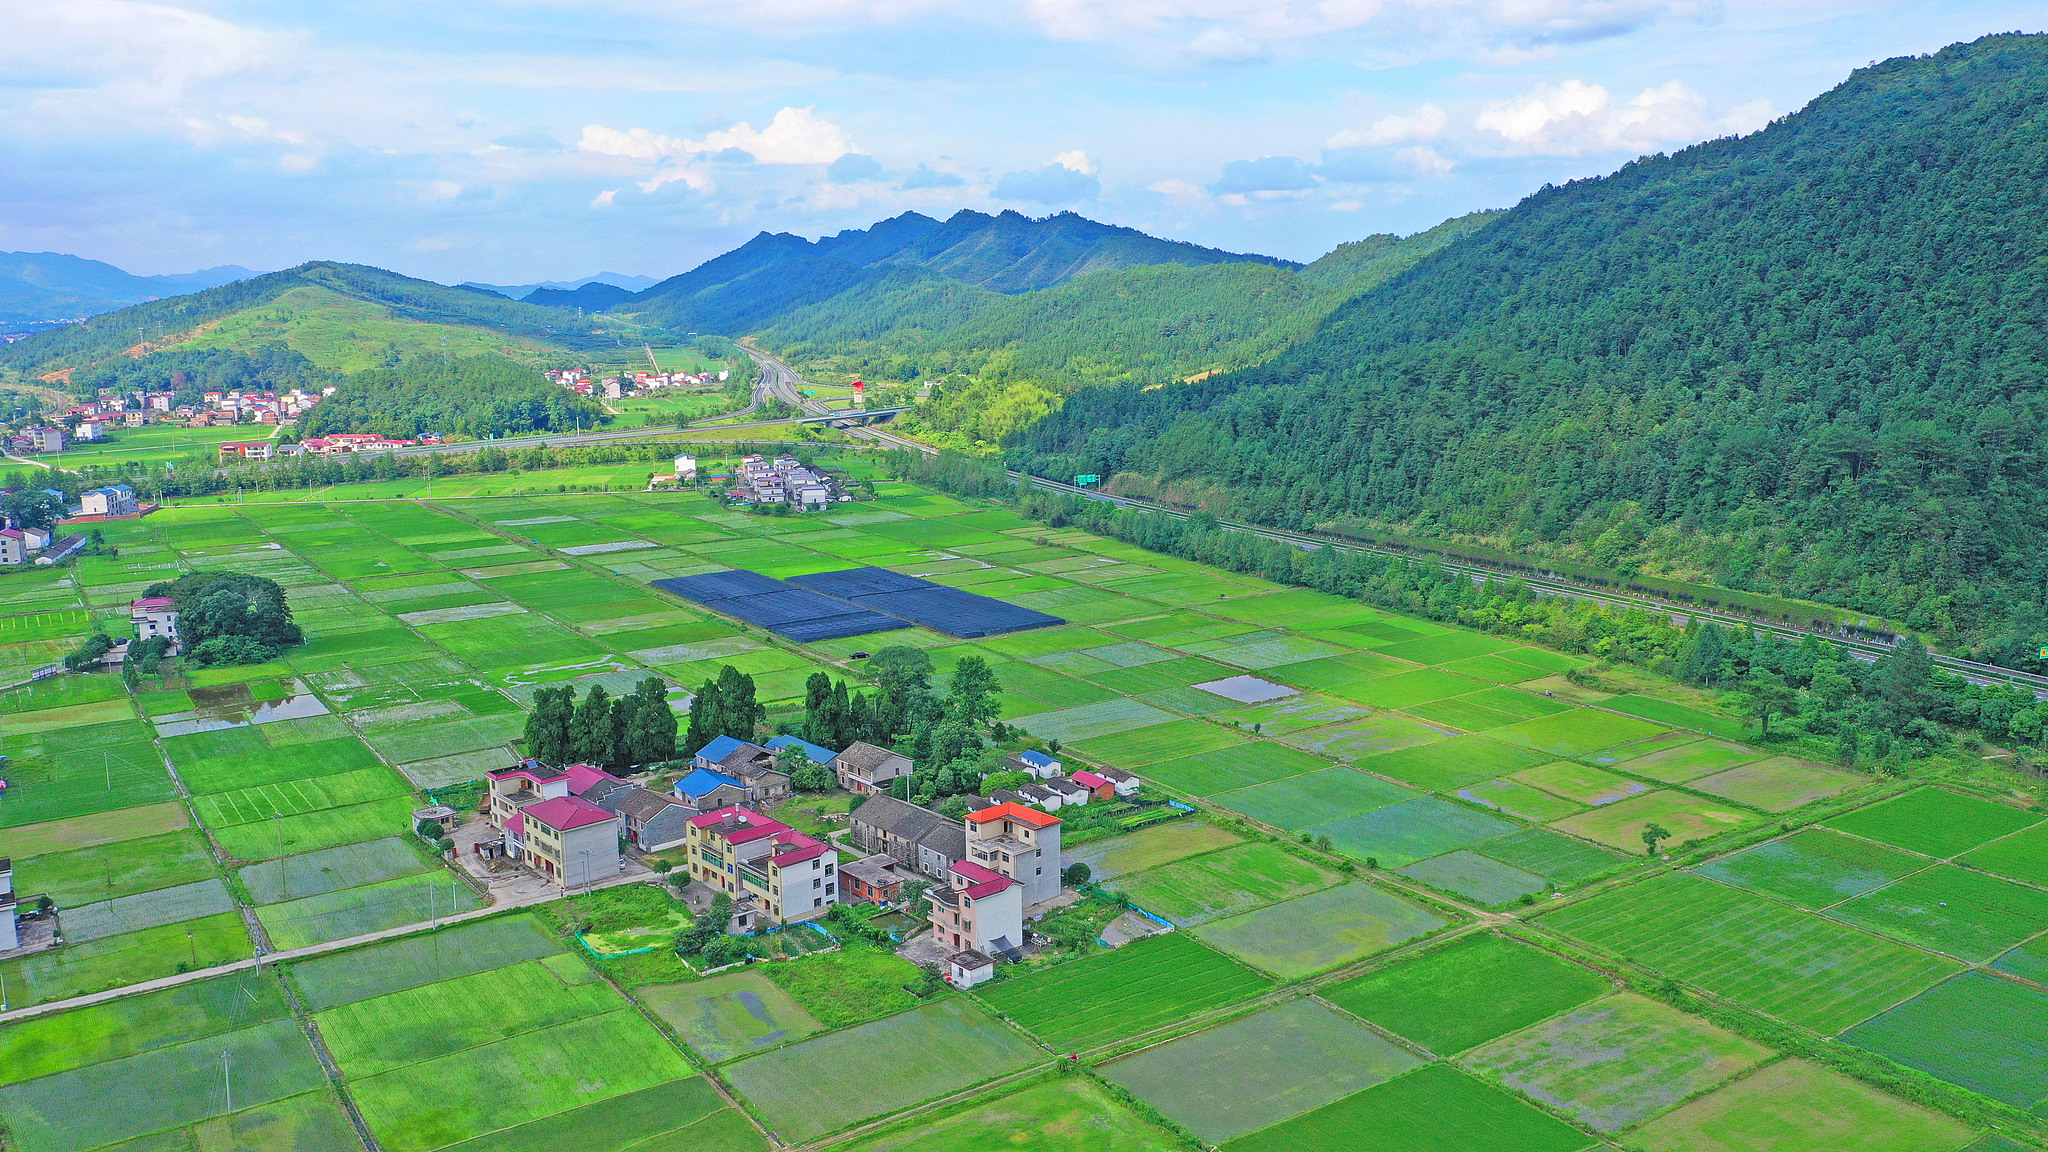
[
  {"left": 287, "top": 914, "right": 564, "bottom": 1010},
  {"left": 1474, "top": 828, "right": 1629, "bottom": 886},
  {"left": 1142, "top": 740, "right": 1323, "bottom": 796},
  {"left": 318, "top": 959, "right": 624, "bottom": 1077},
  {"left": 724, "top": 999, "right": 1042, "bottom": 1142},
  {"left": 0, "top": 971, "right": 288, "bottom": 1089},
  {"left": 977, "top": 933, "right": 1272, "bottom": 1049},
  {"left": 0, "top": 1019, "right": 327, "bottom": 1152},
  {"left": 835, "top": 1076, "right": 1181, "bottom": 1152},
  {"left": 430, "top": 1079, "right": 755, "bottom": 1152},
  {"left": 1695, "top": 828, "right": 1930, "bottom": 909},
  {"left": 1689, "top": 756, "right": 1862, "bottom": 812},
  {"left": 1102, "top": 999, "right": 1425, "bottom": 1143},
  {"left": 1322, "top": 933, "right": 1609, "bottom": 1055},
  {"left": 257, "top": 870, "right": 481, "bottom": 949},
  {"left": 1842, "top": 971, "right": 2048, "bottom": 1111},
  {"left": 1191, "top": 882, "right": 1447, "bottom": 979},
  {"left": 1511, "top": 761, "right": 1652, "bottom": 806},
  {"left": 1543, "top": 872, "right": 1962, "bottom": 1034},
  {"left": 1356, "top": 737, "right": 1552, "bottom": 792},
  {"left": 1063, "top": 821, "right": 1245, "bottom": 880},
  {"left": 1827, "top": 865, "right": 2048, "bottom": 962},
  {"left": 349, "top": 1010, "right": 694, "bottom": 1151},
  {"left": 1210, "top": 768, "right": 1419, "bottom": 830},
  {"left": 1551, "top": 789, "right": 1756, "bottom": 853},
  {"left": 1222, "top": 1064, "right": 1594, "bottom": 1152},
  {"left": 1110, "top": 842, "right": 1341, "bottom": 925},
  {"left": 640, "top": 970, "right": 825, "bottom": 1062},
  {"left": 1823, "top": 788, "right": 2043, "bottom": 859},
  {"left": 1302, "top": 796, "right": 1518, "bottom": 868},
  {"left": 1397, "top": 850, "right": 1549, "bottom": 906},
  {"left": 1466, "top": 992, "right": 1770, "bottom": 1132},
  {"left": 12, "top": 829, "right": 219, "bottom": 907},
  {"left": 1961, "top": 822, "right": 2048, "bottom": 887},
  {"left": 0, "top": 911, "right": 251, "bottom": 1007},
  {"left": 1631, "top": 1058, "right": 1975, "bottom": 1152}
]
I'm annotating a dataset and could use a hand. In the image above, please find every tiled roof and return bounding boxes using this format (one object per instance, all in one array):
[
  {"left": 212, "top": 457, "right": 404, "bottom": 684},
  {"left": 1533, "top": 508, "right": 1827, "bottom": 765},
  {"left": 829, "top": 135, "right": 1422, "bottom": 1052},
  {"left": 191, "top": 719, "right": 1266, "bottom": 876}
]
[
  {"left": 836, "top": 741, "right": 904, "bottom": 774},
  {"left": 968, "top": 801, "right": 1061, "bottom": 829},
  {"left": 675, "top": 767, "right": 744, "bottom": 800},
  {"left": 615, "top": 787, "right": 679, "bottom": 821},
  {"left": 851, "top": 794, "right": 942, "bottom": 839},
  {"left": 1016, "top": 750, "right": 1057, "bottom": 767},
  {"left": 564, "top": 763, "right": 621, "bottom": 794},
  {"left": 951, "top": 859, "right": 1015, "bottom": 899},
  {"left": 521, "top": 795, "right": 617, "bottom": 832}
]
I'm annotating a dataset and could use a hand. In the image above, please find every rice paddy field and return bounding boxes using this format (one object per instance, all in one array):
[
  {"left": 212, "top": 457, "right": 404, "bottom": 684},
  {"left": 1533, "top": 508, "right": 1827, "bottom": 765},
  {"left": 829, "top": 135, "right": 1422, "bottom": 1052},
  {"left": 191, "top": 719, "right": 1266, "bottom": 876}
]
[{"left": 0, "top": 462, "right": 2042, "bottom": 1150}]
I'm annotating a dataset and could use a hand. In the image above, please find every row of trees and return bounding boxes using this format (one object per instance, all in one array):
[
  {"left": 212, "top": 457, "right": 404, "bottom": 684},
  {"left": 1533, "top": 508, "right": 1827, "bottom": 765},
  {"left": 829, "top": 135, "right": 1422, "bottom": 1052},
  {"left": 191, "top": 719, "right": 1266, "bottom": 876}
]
[
  {"left": 682, "top": 667, "right": 767, "bottom": 759},
  {"left": 523, "top": 678, "right": 679, "bottom": 771}
]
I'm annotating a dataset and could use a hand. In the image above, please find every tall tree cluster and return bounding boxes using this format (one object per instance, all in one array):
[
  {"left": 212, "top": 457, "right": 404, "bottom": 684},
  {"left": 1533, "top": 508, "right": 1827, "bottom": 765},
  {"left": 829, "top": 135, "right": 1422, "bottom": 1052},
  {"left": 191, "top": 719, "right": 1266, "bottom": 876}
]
[
  {"left": 523, "top": 676, "right": 678, "bottom": 770},
  {"left": 142, "top": 571, "right": 304, "bottom": 667},
  {"left": 683, "top": 666, "right": 766, "bottom": 756}
]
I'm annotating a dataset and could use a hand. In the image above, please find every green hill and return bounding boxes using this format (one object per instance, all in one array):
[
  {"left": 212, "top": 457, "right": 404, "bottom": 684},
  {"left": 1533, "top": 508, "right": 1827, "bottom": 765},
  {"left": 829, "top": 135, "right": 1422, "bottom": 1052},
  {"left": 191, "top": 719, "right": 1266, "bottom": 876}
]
[
  {"left": 1014, "top": 33, "right": 2048, "bottom": 652},
  {"left": 0, "top": 262, "right": 629, "bottom": 380}
]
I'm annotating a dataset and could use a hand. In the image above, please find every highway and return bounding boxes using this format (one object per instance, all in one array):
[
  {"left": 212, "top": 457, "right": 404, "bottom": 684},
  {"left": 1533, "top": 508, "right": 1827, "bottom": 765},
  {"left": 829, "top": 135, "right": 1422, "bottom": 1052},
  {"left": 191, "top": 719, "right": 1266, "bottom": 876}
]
[{"left": 736, "top": 344, "right": 2048, "bottom": 695}]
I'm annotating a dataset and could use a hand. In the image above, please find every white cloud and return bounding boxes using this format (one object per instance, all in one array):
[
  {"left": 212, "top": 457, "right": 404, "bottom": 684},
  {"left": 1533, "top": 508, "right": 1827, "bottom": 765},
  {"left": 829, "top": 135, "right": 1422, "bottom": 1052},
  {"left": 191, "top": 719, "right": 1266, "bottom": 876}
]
[
  {"left": 1475, "top": 77, "right": 1768, "bottom": 154},
  {"left": 692, "top": 106, "right": 854, "bottom": 164},
  {"left": 1327, "top": 104, "right": 1446, "bottom": 149},
  {"left": 1051, "top": 149, "right": 1097, "bottom": 175},
  {"left": 591, "top": 188, "right": 620, "bottom": 208},
  {"left": 1397, "top": 144, "right": 1452, "bottom": 177},
  {"left": 1148, "top": 177, "right": 1207, "bottom": 205}
]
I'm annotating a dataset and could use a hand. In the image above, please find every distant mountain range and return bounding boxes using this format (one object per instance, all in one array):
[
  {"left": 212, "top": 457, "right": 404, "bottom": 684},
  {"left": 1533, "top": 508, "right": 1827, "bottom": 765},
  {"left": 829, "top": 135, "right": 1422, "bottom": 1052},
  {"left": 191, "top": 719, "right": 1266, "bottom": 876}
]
[
  {"left": 0, "top": 253, "right": 262, "bottom": 327},
  {"left": 459, "top": 273, "right": 660, "bottom": 301}
]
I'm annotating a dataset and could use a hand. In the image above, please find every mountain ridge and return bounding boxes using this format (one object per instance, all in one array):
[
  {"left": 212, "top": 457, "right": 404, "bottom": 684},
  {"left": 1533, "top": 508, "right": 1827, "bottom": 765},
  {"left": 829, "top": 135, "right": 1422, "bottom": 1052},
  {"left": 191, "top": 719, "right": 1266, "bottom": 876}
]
[{"left": 0, "top": 252, "right": 262, "bottom": 326}]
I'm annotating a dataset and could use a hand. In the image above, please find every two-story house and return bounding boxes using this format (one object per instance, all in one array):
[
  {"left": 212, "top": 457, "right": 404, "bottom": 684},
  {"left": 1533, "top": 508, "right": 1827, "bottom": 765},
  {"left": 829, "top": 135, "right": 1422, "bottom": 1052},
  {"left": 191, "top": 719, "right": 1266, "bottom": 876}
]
[
  {"left": 607, "top": 786, "right": 693, "bottom": 853},
  {"left": 512, "top": 795, "right": 621, "bottom": 888},
  {"left": 834, "top": 741, "right": 913, "bottom": 795},
  {"left": 683, "top": 806, "right": 838, "bottom": 924},
  {"left": 847, "top": 795, "right": 966, "bottom": 880},
  {"left": 687, "top": 736, "right": 792, "bottom": 804}
]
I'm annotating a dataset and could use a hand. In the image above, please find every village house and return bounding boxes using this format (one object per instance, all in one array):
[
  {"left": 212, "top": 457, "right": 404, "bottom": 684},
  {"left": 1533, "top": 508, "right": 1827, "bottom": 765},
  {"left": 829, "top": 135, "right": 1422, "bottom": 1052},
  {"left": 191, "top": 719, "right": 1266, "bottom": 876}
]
[
  {"left": 847, "top": 794, "right": 967, "bottom": 880},
  {"left": 607, "top": 786, "right": 694, "bottom": 853},
  {"left": 926, "top": 860, "right": 1023, "bottom": 987},
  {"left": 0, "top": 530, "right": 27, "bottom": 566},
  {"left": 79, "top": 485, "right": 139, "bottom": 517},
  {"left": 0, "top": 858, "right": 44, "bottom": 952},
  {"left": 1008, "top": 749, "right": 1062, "bottom": 779},
  {"left": 765, "top": 734, "right": 837, "bottom": 767},
  {"left": 1042, "top": 778, "right": 1092, "bottom": 808},
  {"left": 218, "top": 441, "right": 275, "bottom": 462},
  {"left": 838, "top": 853, "right": 905, "bottom": 904},
  {"left": 130, "top": 597, "right": 179, "bottom": 648},
  {"left": 965, "top": 801, "right": 1062, "bottom": 906},
  {"left": 480, "top": 760, "right": 625, "bottom": 881},
  {"left": 1093, "top": 765, "right": 1142, "bottom": 798},
  {"left": 512, "top": 795, "right": 621, "bottom": 888},
  {"left": 683, "top": 806, "right": 838, "bottom": 924},
  {"left": 834, "top": 741, "right": 913, "bottom": 795},
  {"left": 683, "top": 736, "right": 791, "bottom": 804}
]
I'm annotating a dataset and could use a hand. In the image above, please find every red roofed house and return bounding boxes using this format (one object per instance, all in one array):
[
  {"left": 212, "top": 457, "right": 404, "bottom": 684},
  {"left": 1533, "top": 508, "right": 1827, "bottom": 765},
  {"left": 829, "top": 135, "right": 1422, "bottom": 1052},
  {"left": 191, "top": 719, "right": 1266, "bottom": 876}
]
[
  {"left": 683, "top": 805, "right": 840, "bottom": 925},
  {"left": 483, "top": 760, "right": 624, "bottom": 885},
  {"left": 1069, "top": 770, "right": 1115, "bottom": 803},
  {"left": 965, "top": 801, "right": 1063, "bottom": 906},
  {"left": 518, "top": 795, "right": 621, "bottom": 889},
  {"left": 926, "top": 858, "right": 1023, "bottom": 986}
]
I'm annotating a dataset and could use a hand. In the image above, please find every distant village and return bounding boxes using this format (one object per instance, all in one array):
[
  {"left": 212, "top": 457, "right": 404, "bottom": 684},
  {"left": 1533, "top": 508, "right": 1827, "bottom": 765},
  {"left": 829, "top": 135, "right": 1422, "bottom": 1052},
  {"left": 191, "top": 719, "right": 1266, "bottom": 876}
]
[{"left": 547, "top": 366, "right": 729, "bottom": 400}]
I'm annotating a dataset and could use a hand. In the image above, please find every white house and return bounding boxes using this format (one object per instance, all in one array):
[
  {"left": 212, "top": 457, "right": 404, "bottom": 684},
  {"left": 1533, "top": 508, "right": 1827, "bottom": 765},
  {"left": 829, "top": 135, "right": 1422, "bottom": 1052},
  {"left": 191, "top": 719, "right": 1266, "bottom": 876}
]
[
  {"left": 131, "top": 597, "right": 179, "bottom": 645},
  {"left": 1009, "top": 750, "right": 1061, "bottom": 780},
  {"left": 0, "top": 531, "right": 25, "bottom": 566},
  {"left": 674, "top": 453, "right": 697, "bottom": 480},
  {"left": 80, "top": 485, "right": 138, "bottom": 517},
  {"left": 35, "top": 427, "right": 62, "bottom": 453}
]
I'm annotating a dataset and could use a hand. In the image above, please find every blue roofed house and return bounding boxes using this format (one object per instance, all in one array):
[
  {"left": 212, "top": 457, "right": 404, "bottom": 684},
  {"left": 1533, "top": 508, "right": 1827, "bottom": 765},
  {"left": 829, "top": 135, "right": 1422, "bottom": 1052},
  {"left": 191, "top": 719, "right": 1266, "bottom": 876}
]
[
  {"left": 675, "top": 767, "right": 750, "bottom": 811},
  {"left": 766, "top": 735, "right": 837, "bottom": 765},
  {"left": 691, "top": 734, "right": 752, "bottom": 770},
  {"left": 1008, "top": 750, "right": 1062, "bottom": 780}
]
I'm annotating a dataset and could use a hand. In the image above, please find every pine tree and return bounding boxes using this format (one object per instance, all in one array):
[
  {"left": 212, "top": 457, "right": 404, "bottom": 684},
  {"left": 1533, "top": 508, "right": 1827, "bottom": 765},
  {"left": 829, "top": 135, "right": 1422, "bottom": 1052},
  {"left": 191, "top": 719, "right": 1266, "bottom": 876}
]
[
  {"left": 684, "top": 678, "right": 719, "bottom": 758},
  {"left": 1677, "top": 622, "right": 1727, "bottom": 687},
  {"left": 625, "top": 677, "right": 678, "bottom": 766},
  {"left": 827, "top": 679, "right": 853, "bottom": 748},
  {"left": 524, "top": 685, "right": 576, "bottom": 764},
  {"left": 571, "top": 685, "right": 615, "bottom": 765}
]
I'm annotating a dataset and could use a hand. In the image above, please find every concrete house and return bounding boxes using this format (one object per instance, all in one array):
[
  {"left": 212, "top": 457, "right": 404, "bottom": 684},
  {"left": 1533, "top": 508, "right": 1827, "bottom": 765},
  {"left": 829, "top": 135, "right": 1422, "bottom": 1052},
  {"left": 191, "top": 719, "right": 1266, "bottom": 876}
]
[
  {"left": 766, "top": 734, "right": 837, "bottom": 767},
  {"left": 1009, "top": 750, "right": 1061, "bottom": 780},
  {"left": 838, "top": 853, "right": 905, "bottom": 904},
  {"left": 685, "top": 737, "right": 791, "bottom": 804},
  {"left": 1093, "top": 765, "right": 1142, "bottom": 798},
  {"left": 0, "top": 858, "right": 39, "bottom": 951},
  {"left": 0, "top": 530, "right": 26, "bottom": 566},
  {"left": 926, "top": 859, "right": 1024, "bottom": 985},
  {"left": 1042, "top": 778, "right": 1091, "bottom": 807},
  {"left": 1017, "top": 782, "right": 1063, "bottom": 811},
  {"left": 673, "top": 767, "right": 750, "bottom": 811},
  {"left": 965, "top": 801, "right": 1063, "bottom": 906},
  {"left": 79, "top": 485, "right": 138, "bottom": 517},
  {"left": 512, "top": 795, "right": 621, "bottom": 888},
  {"left": 834, "top": 741, "right": 913, "bottom": 795},
  {"left": 684, "top": 806, "right": 838, "bottom": 924},
  {"left": 847, "top": 795, "right": 966, "bottom": 881},
  {"left": 130, "top": 597, "right": 180, "bottom": 647},
  {"left": 610, "top": 786, "right": 694, "bottom": 853}
]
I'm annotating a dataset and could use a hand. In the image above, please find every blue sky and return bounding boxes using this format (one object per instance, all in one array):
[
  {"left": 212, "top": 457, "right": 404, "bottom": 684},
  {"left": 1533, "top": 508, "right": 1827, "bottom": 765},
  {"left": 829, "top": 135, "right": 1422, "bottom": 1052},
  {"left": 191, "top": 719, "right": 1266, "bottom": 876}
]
[{"left": 0, "top": 1, "right": 2030, "bottom": 282}]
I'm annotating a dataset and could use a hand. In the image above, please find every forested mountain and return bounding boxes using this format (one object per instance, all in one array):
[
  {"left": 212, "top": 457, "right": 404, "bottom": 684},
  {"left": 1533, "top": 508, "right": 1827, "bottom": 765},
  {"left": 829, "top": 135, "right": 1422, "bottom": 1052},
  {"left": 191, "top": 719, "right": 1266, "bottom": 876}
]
[
  {"left": 1015, "top": 33, "right": 2048, "bottom": 653},
  {"left": 619, "top": 209, "right": 1293, "bottom": 334},
  {"left": 761, "top": 210, "right": 1498, "bottom": 388},
  {"left": 0, "top": 252, "right": 257, "bottom": 326},
  {"left": 0, "top": 262, "right": 627, "bottom": 382}
]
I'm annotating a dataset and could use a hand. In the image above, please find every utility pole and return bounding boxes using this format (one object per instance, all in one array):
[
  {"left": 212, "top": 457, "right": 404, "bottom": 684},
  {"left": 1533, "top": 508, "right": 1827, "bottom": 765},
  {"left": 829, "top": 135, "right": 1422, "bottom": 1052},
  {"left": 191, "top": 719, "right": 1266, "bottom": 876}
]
[
  {"left": 274, "top": 814, "right": 285, "bottom": 898},
  {"left": 222, "top": 1050, "right": 232, "bottom": 1114}
]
